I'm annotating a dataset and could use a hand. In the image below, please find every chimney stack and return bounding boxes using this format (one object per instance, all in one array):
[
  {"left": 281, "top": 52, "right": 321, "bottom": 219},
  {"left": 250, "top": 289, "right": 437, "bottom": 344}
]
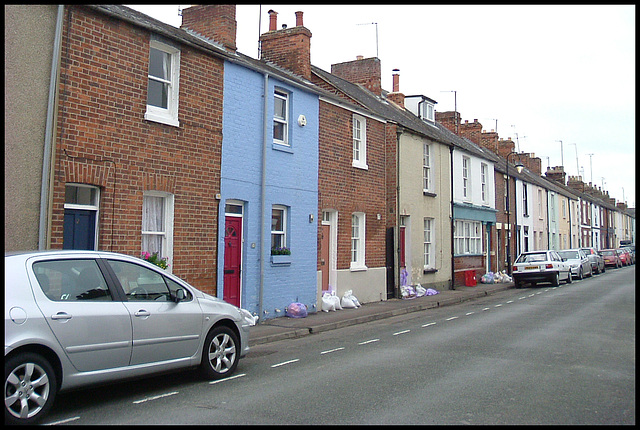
[
  {"left": 331, "top": 56, "right": 382, "bottom": 96},
  {"left": 260, "top": 10, "right": 312, "bottom": 80},
  {"left": 181, "top": 5, "right": 237, "bottom": 53}
]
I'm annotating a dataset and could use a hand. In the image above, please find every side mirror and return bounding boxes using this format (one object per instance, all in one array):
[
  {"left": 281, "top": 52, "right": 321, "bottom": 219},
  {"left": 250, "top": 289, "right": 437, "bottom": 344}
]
[{"left": 171, "top": 288, "right": 186, "bottom": 303}]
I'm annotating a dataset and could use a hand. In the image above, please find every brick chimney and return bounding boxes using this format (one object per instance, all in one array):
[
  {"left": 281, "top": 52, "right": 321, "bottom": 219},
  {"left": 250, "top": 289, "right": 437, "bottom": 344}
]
[
  {"left": 567, "top": 175, "right": 585, "bottom": 193},
  {"left": 435, "top": 111, "right": 460, "bottom": 135},
  {"left": 386, "top": 69, "right": 405, "bottom": 108},
  {"left": 479, "top": 129, "right": 499, "bottom": 153},
  {"left": 496, "top": 138, "right": 516, "bottom": 160},
  {"left": 458, "top": 119, "right": 483, "bottom": 145},
  {"left": 519, "top": 153, "right": 542, "bottom": 176},
  {"left": 181, "top": 4, "right": 237, "bottom": 53},
  {"left": 545, "top": 166, "right": 567, "bottom": 185},
  {"left": 331, "top": 56, "right": 382, "bottom": 96},
  {"left": 259, "top": 10, "right": 312, "bottom": 80}
]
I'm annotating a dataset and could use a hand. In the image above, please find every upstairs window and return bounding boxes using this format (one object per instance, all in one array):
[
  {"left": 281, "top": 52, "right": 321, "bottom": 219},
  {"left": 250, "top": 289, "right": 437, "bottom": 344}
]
[
  {"left": 423, "top": 101, "right": 435, "bottom": 122},
  {"left": 480, "top": 163, "right": 488, "bottom": 203},
  {"left": 522, "top": 183, "right": 529, "bottom": 216},
  {"left": 273, "top": 90, "right": 289, "bottom": 145},
  {"left": 352, "top": 114, "right": 368, "bottom": 169},
  {"left": 145, "top": 40, "right": 180, "bottom": 127},
  {"left": 423, "top": 143, "right": 432, "bottom": 192},
  {"left": 462, "top": 156, "right": 470, "bottom": 200}
]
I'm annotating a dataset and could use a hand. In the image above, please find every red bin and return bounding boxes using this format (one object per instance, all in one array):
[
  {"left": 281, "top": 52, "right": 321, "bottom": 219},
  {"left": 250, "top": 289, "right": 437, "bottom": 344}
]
[{"left": 464, "top": 270, "right": 477, "bottom": 287}]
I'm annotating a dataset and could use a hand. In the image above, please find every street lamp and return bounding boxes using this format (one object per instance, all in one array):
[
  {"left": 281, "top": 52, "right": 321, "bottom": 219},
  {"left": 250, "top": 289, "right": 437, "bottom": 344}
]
[{"left": 506, "top": 151, "right": 525, "bottom": 275}]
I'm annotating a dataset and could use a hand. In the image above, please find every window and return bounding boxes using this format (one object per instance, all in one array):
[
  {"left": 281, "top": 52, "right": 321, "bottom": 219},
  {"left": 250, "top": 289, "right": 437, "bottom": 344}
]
[
  {"left": 462, "top": 156, "right": 470, "bottom": 199},
  {"left": 145, "top": 40, "right": 180, "bottom": 127},
  {"left": 352, "top": 114, "right": 368, "bottom": 169},
  {"left": 480, "top": 163, "right": 488, "bottom": 203},
  {"left": 142, "top": 192, "right": 174, "bottom": 269},
  {"left": 64, "top": 184, "right": 100, "bottom": 250},
  {"left": 107, "top": 259, "right": 192, "bottom": 302},
  {"left": 522, "top": 183, "right": 529, "bottom": 216},
  {"left": 454, "top": 220, "right": 482, "bottom": 255},
  {"left": 271, "top": 205, "right": 287, "bottom": 250},
  {"left": 562, "top": 199, "right": 567, "bottom": 218},
  {"left": 274, "top": 90, "right": 289, "bottom": 145},
  {"left": 350, "top": 212, "right": 366, "bottom": 270},
  {"left": 33, "top": 259, "right": 111, "bottom": 302},
  {"left": 423, "top": 218, "right": 434, "bottom": 269},
  {"left": 423, "top": 143, "right": 432, "bottom": 192},
  {"left": 424, "top": 102, "right": 435, "bottom": 122},
  {"left": 537, "top": 189, "right": 543, "bottom": 218}
]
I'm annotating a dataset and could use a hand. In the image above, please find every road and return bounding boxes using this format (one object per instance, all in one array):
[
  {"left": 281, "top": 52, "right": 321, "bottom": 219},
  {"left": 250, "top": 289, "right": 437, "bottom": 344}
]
[{"left": 44, "top": 266, "right": 635, "bottom": 425}]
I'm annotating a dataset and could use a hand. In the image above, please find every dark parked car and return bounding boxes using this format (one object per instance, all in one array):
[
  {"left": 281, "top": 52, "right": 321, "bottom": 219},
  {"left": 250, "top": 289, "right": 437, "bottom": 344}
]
[
  {"left": 581, "top": 247, "right": 605, "bottom": 274},
  {"left": 5, "top": 251, "right": 255, "bottom": 425}
]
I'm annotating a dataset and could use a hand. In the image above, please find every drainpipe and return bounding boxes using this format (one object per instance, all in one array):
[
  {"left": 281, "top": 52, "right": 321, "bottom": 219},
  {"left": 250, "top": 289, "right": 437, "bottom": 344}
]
[
  {"left": 395, "top": 127, "right": 401, "bottom": 299},
  {"left": 450, "top": 145, "right": 455, "bottom": 289},
  {"left": 259, "top": 72, "right": 269, "bottom": 321},
  {"left": 39, "top": 5, "right": 65, "bottom": 250}
]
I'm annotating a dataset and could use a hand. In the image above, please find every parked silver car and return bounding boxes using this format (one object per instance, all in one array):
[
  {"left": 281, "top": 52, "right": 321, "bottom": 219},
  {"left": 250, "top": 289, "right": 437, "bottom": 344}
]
[
  {"left": 5, "top": 250, "right": 254, "bottom": 425},
  {"left": 557, "top": 248, "right": 592, "bottom": 279},
  {"left": 580, "top": 247, "right": 605, "bottom": 274},
  {"left": 512, "top": 250, "right": 572, "bottom": 288}
]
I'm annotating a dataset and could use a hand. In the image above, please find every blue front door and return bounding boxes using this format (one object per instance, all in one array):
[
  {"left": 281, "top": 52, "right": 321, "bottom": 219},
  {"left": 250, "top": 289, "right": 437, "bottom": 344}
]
[{"left": 63, "top": 209, "right": 96, "bottom": 250}]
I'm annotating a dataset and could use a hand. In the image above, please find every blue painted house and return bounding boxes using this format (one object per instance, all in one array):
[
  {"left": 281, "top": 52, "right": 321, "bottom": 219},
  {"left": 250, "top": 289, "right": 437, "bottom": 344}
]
[{"left": 181, "top": 5, "right": 320, "bottom": 320}]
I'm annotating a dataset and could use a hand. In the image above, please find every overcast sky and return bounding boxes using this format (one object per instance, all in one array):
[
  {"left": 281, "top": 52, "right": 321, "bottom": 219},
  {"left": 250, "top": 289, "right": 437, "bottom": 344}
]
[{"left": 128, "top": 4, "right": 635, "bottom": 207}]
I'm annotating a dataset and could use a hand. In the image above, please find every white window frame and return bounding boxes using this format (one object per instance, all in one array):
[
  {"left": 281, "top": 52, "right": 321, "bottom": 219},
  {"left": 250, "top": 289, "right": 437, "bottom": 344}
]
[
  {"left": 454, "top": 219, "right": 482, "bottom": 256},
  {"left": 522, "top": 182, "right": 529, "bottom": 216},
  {"left": 352, "top": 114, "right": 368, "bottom": 169},
  {"left": 271, "top": 205, "right": 288, "bottom": 250},
  {"left": 480, "top": 163, "right": 488, "bottom": 203},
  {"left": 423, "top": 217, "right": 434, "bottom": 269},
  {"left": 141, "top": 191, "right": 174, "bottom": 271},
  {"left": 462, "top": 156, "right": 470, "bottom": 200},
  {"left": 350, "top": 212, "right": 367, "bottom": 270},
  {"left": 423, "top": 143, "right": 432, "bottom": 192},
  {"left": 273, "top": 90, "right": 289, "bottom": 146},
  {"left": 64, "top": 183, "right": 100, "bottom": 250},
  {"left": 145, "top": 40, "right": 180, "bottom": 127}
]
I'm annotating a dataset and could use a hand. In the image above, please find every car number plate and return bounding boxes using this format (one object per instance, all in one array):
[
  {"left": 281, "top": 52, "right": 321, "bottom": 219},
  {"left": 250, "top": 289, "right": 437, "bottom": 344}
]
[{"left": 525, "top": 266, "right": 538, "bottom": 270}]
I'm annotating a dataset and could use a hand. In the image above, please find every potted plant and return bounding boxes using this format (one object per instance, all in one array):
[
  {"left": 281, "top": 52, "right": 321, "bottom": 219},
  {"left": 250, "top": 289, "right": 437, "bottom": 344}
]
[
  {"left": 141, "top": 251, "right": 169, "bottom": 269},
  {"left": 270, "top": 247, "right": 291, "bottom": 264}
]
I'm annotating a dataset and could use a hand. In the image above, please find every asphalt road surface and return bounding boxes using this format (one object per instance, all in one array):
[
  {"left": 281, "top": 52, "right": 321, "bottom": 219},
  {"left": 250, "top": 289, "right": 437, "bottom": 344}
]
[{"left": 44, "top": 266, "right": 635, "bottom": 425}]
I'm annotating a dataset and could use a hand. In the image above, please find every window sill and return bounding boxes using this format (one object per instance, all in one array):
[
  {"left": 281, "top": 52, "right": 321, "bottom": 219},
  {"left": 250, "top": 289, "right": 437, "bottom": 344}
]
[
  {"left": 270, "top": 255, "right": 292, "bottom": 265},
  {"left": 145, "top": 111, "right": 180, "bottom": 128},
  {"left": 272, "top": 142, "right": 293, "bottom": 153},
  {"left": 349, "top": 264, "right": 368, "bottom": 272},
  {"left": 423, "top": 268, "right": 438, "bottom": 274},
  {"left": 423, "top": 191, "right": 437, "bottom": 197},
  {"left": 352, "top": 161, "right": 369, "bottom": 170}
]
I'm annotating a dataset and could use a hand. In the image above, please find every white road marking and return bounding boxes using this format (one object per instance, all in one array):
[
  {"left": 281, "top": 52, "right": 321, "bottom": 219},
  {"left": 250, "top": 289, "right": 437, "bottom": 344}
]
[
  {"left": 506, "top": 300, "right": 514, "bottom": 304},
  {"left": 321, "top": 347, "right": 345, "bottom": 354},
  {"left": 446, "top": 316, "right": 458, "bottom": 321},
  {"left": 422, "top": 322, "right": 436, "bottom": 327},
  {"left": 393, "top": 329, "right": 411, "bottom": 336},
  {"left": 209, "top": 373, "right": 246, "bottom": 384},
  {"left": 466, "top": 312, "right": 475, "bottom": 316},
  {"left": 133, "top": 391, "right": 179, "bottom": 404},
  {"left": 271, "top": 359, "right": 299, "bottom": 368},
  {"left": 482, "top": 307, "right": 490, "bottom": 311},
  {"left": 358, "top": 339, "right": 380, "bottom": 345},
  {"left": 45, "top": 416, "right": 81, "bottom": 425},
  {"left": 495, "top": 304, "right": 503, "bottom": 307}
]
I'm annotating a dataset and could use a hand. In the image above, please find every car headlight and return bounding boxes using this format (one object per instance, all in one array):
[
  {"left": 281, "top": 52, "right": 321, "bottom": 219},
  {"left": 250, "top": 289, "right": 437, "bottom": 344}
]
[{"left": 239, "top": 308, "right": 258, "bottom": 326}]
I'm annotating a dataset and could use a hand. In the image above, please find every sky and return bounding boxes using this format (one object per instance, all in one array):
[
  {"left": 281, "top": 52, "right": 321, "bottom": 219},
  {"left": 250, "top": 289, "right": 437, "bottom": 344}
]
[{"left": 127, "top": 4, "right": 635, "bottom": 207}]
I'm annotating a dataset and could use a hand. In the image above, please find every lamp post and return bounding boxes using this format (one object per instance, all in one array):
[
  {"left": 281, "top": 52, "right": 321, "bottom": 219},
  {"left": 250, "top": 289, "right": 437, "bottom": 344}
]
[{"left": 506, "top": 151, "right": 525, "bottom": 274}]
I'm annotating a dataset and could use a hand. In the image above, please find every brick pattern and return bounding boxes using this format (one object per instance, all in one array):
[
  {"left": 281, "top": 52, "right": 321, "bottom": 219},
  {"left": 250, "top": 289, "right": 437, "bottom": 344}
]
[
  {"left": 181, "top": 4, "right": 237, "bottom": 52},
  {"left": 52, "top": 6, "right": 224, "bottom": 294},
  {"left": 259, "top": 26, "right": 312, "bottom": 80},
  {"left": 331, "top": 57, "right": 382, "bottom": 96}
]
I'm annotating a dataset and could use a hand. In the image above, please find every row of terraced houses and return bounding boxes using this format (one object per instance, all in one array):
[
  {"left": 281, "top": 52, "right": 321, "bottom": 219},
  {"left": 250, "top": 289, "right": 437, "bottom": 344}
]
[{"left": 6, "top": 5, "right": 635, "bottom": 320}]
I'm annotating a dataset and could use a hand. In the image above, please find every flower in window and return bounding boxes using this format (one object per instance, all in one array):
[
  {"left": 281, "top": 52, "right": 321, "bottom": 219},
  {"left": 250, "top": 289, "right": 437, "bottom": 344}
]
[
  {"left": 141, "top": 251, "right": 169, "bottom": 269},
  {"left": 270, "top": 247, "right": 291, "bottom": 256}
]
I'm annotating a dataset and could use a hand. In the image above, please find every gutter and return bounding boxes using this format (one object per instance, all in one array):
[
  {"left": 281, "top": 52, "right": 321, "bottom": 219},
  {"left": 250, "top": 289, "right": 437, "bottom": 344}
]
[{"left": 39, "top": 5, "right": 65, "bottom": 250}]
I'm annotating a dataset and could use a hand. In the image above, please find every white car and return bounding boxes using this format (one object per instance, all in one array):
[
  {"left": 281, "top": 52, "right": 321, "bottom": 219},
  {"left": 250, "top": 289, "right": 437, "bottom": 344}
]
[
  {"left": 5, "top": 250, "right": 255, "bottom": 425},
  {"left": 512, "top": 250, "right": 573, "bottom": 288},
  {"left": 557, "top": 248, "right": 593, "bottom": 279}
]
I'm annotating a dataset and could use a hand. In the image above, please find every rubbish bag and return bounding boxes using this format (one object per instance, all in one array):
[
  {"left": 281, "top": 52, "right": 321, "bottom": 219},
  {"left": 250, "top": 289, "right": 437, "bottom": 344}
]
[
  {"left": 425, "top": 288, "right": 439, "bottom": 296},
  {"left": 321, "top": 292, "right": 336, "bottom": 312},
  {"left": 481, "top": 272, "right": 495, "bottom": 284},
  {"left": 401, "top": 285, "right": 416, "bottom": 299},
  {"left": 286, "top": 302, "right": 307, "bottom": 318},
  {"left": 331, "top": 292, "right": 343, "bottom": 310},
  {"left": 341, "top": 289, "right": 360, "bottom": 308},
  {"left": 415, "top": 284, "right": 427, "bottom": 297}
]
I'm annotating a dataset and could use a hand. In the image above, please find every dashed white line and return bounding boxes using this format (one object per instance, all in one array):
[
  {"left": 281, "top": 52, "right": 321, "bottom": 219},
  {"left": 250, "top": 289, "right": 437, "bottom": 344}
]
[
  {"left": 133, "top": 391, "right": 179, "bottom": 404},
  {"left": 482, "top": 307, "right": 490, "bottom": 311},
  {"left": 209, "top": 373, "right": 246, "bottom": 384},
  {"left": 446, "top": 316, "right": 458, "bottom": 321},
  {"left": 358, "top": 338, "right": 380, "bottom": 345},
  {"left": 271, "top": 359, "right": 299, "bottom": 368},
  {"left": 45, "top": 416, "right": 81, "bottom": 425},
  {"left": 422, "top": 322, "right": 436, "bottom": 327},
  {"left": 519, "top": 297, "right": 527, "bottom": 300},
  {"left": 506, "top": 300, "right": 514, "bottom": 304},
  {"left": 466, "top": 312, "right": 475, "bottom": 316},
  {"left": 321, "top": 347, "right": 345, "bottom": 354},
  {"left": 495, "top": 304, "right": 503, "bottom": 307},
  {"left": 393, "top": 329, "right": 411, "bottom": 336}
]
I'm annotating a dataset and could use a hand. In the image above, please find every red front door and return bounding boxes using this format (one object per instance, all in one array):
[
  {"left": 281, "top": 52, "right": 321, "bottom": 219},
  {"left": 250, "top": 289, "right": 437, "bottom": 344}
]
[
  {"left": 321, "top": 224, "right": 330, "bottom": 292},
  {"left": 223, "top": 216, "right": 242, "bottom": 307}
]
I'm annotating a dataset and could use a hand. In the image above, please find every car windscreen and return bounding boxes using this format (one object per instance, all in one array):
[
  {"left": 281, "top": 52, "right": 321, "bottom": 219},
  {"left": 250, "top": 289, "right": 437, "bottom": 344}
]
[
  {"left": 516, "top": 253, "right": 547, "bottom": 263},
  {"left": 558, "top": 251, "right": 579, "bottom": 259},
  {"left": 601, "top": 250, "right": 615, "bottom": 256}
]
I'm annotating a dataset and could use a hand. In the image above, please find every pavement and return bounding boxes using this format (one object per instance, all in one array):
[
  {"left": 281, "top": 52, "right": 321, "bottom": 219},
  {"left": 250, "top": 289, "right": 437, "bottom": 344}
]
[{"left": 249, "top": 281, "right": 515, "bottom": 346}]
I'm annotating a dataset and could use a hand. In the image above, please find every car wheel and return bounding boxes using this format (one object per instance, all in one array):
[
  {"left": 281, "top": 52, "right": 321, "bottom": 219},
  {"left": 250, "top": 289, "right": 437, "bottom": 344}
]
[
  {"left": 550, "top": 272, "right": 559, "bottom": 287},
  {"left": 601, "top": 266, "right": 605, "bottom": 273},
  {"left": 4, "top": 352, "right": 57, "bottom": 425},
  {"left": 578, "top": 268, "right": 583, "bottom": 280},
  {"left": 199, "top": 325, "right": 239, "bottom": 380},
  {"left": 566, "top": 271, "right": 572, "bottom": 284}
]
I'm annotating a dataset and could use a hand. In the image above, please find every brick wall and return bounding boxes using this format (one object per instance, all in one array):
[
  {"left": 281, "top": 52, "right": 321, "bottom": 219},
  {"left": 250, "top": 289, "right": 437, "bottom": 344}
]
[
  {"left": 317, "top": 101, "right": 388, "bottom": 270},
  {"left": 53, "top": 6, "right": 224, "bottom": 294}
]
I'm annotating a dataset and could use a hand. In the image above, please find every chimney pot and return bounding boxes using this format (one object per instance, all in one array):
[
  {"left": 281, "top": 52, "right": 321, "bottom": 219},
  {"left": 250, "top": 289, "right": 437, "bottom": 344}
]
[
  {"left": 295, "top": 11, "right": 303, "bottom": 26},
  {"left": 268, "top": 10, "right": 278, "bottom": 31},
  {"left": 392, "top": 69, "right": 400, "bottom": 92},
  {"left": 356, "top": 55, "right": 364, "bottom": 60}
]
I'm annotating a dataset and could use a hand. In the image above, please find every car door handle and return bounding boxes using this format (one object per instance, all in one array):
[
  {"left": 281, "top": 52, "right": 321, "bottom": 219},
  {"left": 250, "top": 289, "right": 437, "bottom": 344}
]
[
  {"left": 51, "top": 312, "right": 72, "bottom": 320},
  {"left": 134, "top": 310, "right": 151, "bottom": 317}
]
